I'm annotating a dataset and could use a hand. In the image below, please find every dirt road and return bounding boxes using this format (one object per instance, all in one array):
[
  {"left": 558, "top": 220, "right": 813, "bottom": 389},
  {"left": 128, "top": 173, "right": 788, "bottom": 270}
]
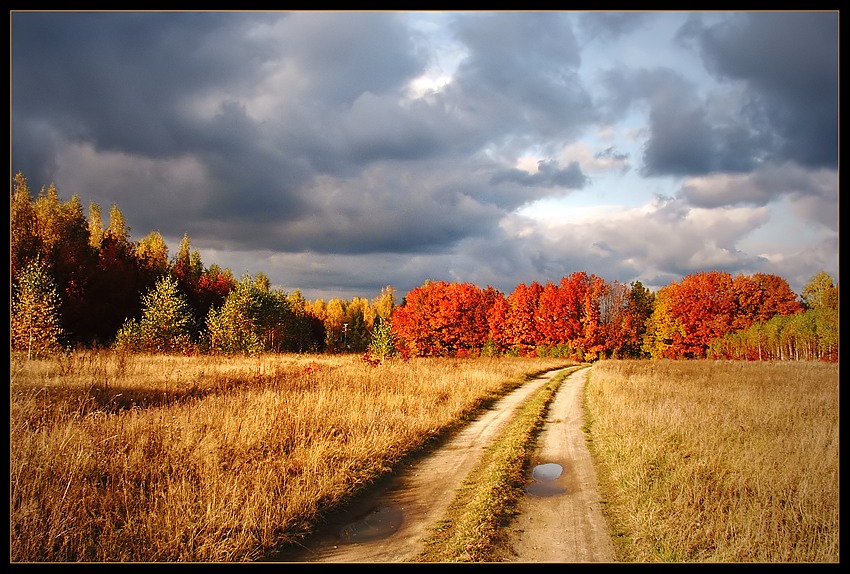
[
  {"left": 499, "top": 366, "right": 615, "bottom": 562},
  {"left": 277, "top": 366, "right": 614, "bottom": 563}
]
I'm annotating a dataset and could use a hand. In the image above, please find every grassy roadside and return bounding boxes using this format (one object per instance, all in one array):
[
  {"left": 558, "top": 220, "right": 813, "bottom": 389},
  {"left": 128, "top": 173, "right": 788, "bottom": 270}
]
[
  {"left": 583, "top": 360, "right": 839, "bottom": 562},
  {"left": 413, "top": 365, "right": 587, "bottom": 562}
]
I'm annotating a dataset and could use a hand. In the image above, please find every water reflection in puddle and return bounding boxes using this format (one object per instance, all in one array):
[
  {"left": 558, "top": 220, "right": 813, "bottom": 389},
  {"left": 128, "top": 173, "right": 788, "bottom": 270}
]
[
  {"left": 525, "top": 462, "right": 567, "bottom": 497},
  {"left": 338, "top": 505, "right": 404, "bottom": 544}
]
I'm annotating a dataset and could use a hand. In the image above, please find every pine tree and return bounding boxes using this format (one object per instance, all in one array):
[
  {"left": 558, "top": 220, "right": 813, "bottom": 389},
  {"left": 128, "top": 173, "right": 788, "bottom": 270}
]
[{"left": 11, "top": 260, "right": 64, "bottom": 359}]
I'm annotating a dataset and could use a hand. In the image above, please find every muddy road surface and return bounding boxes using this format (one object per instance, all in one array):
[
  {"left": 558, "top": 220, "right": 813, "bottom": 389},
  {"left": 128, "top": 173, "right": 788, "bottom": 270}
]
[{"left": 276, "top": 366, "right": 614, "bottom": 563}]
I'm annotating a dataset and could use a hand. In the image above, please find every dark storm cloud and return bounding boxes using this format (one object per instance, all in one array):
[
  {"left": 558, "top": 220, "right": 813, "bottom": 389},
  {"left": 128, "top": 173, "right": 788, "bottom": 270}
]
[
  {"left": 194, "top": 160, "right": 507, "bottom": 256},
  {"left": 258, "top": 12, "right": 441, "bottom": 177},
  {"left": 338, "top": 93, "right": 443, "bottom": 163},
  {"left": 594, "top": 11, "right": 837, "bottom": 178},
  {"left": 680, "top": 162, "right": 839, "bottom": 218},
  {"left": 11, "top": 11, "right": 433, "bottom": 237},
  {"left": 275, "top": 11, "right": 425, "bottom": 105},
  {"left": 448, "top": 12, "right": 595, "bottom": 143},
  {"left": 679, "top": 11, "right": 838, "bottom": 169},
  {"left": 12, "top": 12, "right": 276, "bottom": 158},
  {"left": 602, "top": 66, "right": 768, "bottom": 177},
  {"left": 490, "top": 160, "right": 588, "bottom": 189},
  {"left": 576, "top": 11, "right": 649, "bottom": 42},
  {"left": 10, "top": 11, "right": 838, "bottom": 301},
  {"left": 11, "top": 11, "right": 597, "bottom": 252},
  {"left": 11, "top": 11, "right": 317, "bottom": 227}
]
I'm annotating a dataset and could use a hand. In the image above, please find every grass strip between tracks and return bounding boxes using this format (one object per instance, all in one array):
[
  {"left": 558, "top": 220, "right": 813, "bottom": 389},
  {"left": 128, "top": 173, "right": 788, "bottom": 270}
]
[{"left": 414, "top": 365, "right": 586, "bottom": 562}]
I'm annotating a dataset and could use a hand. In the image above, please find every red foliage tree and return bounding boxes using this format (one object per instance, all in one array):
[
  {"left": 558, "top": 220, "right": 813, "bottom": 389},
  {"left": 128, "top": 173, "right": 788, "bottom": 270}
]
[
  {"left": 486, "top": 289, "right": 510, "bottom": 352},
  {"left": 196, "top": 266, "right": 237, "bottom": 320},
  {"left": 666, "top": 271, "right": 738, "bottom": 358},
  {"left": 556, "top": 272, "right": 592, "bottom": 348},
  {"left": 502, "top": 282, "right": 544, "bottom": 354},
  {"left": 84, "top": 232, "right": 144, "bottom": 344},
  {"left": 732, "top": 272, "right": 804, "bottom": 330},
  {"left": 535, "top": 281, "right": 574, "bottom": 347},
  {"left": 578, "top": 273, "right": 609, "bottom": 360},
  {"left": 391, "top": 280, "right": 492, "bottom": 357}
]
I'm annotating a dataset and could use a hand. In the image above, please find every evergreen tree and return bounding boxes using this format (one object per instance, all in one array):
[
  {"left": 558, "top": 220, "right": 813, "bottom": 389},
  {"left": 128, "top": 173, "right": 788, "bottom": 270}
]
[
  {"left": 11, "top": 260, "right": 64, "bottom": 359},
  {"left": 282, "top": 290, "right": 325, "bottom": 352},
  {"left": 83, "top": 202, "right": 146, "bottom": 345},
  {"left": 36, "top": 189, "right": 98, "bottom": 346}
]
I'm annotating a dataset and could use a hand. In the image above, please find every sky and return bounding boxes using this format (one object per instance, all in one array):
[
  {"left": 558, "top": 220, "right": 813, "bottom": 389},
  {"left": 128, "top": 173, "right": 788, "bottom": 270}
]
[{"left": 11, "top": 11, "right": 839, "bottom": 302}]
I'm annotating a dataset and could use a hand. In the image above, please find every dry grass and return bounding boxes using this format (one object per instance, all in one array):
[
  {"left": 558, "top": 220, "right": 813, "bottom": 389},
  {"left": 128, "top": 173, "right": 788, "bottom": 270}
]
[
  {"left": 584, "top": 359, "right": 839, "bottom": 563},
  {"left": 9, "top": 350, "right": 570, "bottom": 562}
]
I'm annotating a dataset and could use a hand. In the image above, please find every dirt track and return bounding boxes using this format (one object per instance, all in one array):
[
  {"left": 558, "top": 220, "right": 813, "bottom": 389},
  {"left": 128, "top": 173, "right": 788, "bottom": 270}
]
[
  {"left": 499, "top": 366, "right": 615, "bottom": 562},
  {"left": 276, "top": 366, "right": 614, "bottom": 563}
]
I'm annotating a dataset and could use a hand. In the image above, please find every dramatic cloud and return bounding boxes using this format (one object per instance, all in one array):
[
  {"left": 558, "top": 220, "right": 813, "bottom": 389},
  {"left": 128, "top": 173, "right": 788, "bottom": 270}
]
[
  {"left": 11, "top": 11, "right": 838, "bottom": 300},
  {"left": 680, "top": 11, "right": 839, "bottom": 168}
]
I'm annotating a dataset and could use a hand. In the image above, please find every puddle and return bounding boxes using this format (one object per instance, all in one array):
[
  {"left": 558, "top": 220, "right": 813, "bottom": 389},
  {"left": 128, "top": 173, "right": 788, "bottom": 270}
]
[
  {"left": 337, "top": 505, "right": 404, "bottom": 543},
  {"left": 525, "top": 462, "right": 567, "bottom": 497},
  {"left": 531, "top": 462, "right": 563, "bottom": 481}
]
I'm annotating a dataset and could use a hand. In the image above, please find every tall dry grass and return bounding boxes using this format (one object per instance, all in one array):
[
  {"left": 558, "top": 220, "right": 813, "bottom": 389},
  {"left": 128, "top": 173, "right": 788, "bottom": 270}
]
[
  {"left": 584, "top": 359, "right": 839, "bottom": 563},
  {"left": 10, "top": 350, "right": 571, "bottom": 562}
]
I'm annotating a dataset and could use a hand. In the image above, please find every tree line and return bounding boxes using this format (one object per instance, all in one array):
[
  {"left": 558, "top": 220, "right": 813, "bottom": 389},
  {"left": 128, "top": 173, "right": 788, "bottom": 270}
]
[{"left": 10, "top": 172, "right": 839, "bottom": 362}]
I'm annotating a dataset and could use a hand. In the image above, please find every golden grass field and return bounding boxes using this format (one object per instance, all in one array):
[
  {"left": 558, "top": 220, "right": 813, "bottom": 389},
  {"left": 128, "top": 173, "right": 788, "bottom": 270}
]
[
  {"left": 10, "top": 352, "right": 839, "bottom": 562},
  {"left": 9, "top": 351, "right": 571, "bottom": 561},
  {"left": 584, "top": 359, "right": 839, "bottom": 562}
]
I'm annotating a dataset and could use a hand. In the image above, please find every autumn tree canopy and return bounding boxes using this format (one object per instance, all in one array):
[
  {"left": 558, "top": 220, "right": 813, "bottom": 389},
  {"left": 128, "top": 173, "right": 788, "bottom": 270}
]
[
  {"left": 643, "top": 271, "right": 804, "bottom": 359},
  {"left": 391, "top": 280, "right": 492, "bottom": 357},
  {"left": 10, "top": 172, "right": 834, "bottom": 362}
]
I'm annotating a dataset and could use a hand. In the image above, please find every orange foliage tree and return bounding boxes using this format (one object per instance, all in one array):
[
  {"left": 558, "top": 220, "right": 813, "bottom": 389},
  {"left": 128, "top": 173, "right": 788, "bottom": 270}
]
[
  {"left": 732, "top": 272, "right": 803, "bottom": 330},
  {"left": 644, "top": 270, "right": 804, "bottom": 359},
  {"left": 666, "top": 271, "right": 738, "bottom": 358},
  {"left": 535, "top": 280, "right": 576, "bottom": 347},
  {"left": 501, "top": 282, "right": 544, "bottom": 354},
  {"left": 391, "top": 280, "right": 492, "bottom": 356}
]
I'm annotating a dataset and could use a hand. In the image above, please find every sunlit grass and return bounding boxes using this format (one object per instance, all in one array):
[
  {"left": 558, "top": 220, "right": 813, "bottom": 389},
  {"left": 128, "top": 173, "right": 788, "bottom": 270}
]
[
  {"left": 11, "top": 353, "right": 837, "bottom": 562},
  {"left": 10, "top": 350, "right": 570, "bottom": 562},
  {"left": 584, "top": 359, "right": 839, "bottom": 563}
]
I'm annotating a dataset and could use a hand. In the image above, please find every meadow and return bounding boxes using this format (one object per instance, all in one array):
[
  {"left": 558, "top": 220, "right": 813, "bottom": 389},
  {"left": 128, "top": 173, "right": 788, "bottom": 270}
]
[
  {"left": 584, "top": 359, "right": 839, "bottom": 562},
  {"left": 9, "top": 351, "right": 570, "bottom": 561},
  {"left": 9, "top": 352, "right": 839, "bottom": 562}
]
